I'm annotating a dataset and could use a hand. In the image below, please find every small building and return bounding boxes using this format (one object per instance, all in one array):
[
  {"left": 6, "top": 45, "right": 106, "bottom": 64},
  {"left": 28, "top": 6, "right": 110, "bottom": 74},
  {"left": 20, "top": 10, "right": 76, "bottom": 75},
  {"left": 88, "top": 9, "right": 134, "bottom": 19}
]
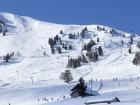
[
  {"left": 70, "top": 84, "right": 99, "bottom": 98},
  {"left": 85, "top": 97, "right": 120, "bottom": 105},
  {"left": 70, "top": 84, "right": 81, "bottom": 98}
]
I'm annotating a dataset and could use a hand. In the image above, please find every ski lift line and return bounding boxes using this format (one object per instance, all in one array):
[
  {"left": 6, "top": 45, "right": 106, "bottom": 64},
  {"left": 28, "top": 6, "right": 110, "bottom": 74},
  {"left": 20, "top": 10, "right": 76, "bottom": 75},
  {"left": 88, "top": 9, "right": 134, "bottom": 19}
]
[
  {"left": 79, "top": 34, "right": 97, "bottom": 78},
  {"left": 82, "top": 62, "right": 94, "bottom": 78},
  {"left": 107, "top": 49, "right": 123, "bottom": 64}
]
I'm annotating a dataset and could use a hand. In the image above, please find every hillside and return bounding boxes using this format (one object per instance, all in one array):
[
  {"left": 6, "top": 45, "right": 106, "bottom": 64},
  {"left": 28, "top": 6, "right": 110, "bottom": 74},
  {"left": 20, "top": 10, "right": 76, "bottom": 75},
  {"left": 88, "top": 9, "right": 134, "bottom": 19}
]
[{"left": 0, "top": 12, "right": 140, "bottom": 105}]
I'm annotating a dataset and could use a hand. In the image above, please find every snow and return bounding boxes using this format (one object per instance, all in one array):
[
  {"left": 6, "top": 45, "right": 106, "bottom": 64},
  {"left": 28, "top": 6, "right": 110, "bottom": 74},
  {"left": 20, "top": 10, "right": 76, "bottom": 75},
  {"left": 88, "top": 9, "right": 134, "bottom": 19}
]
[{"left": 0, "top": 12, "right": 140, "bottom": 105}]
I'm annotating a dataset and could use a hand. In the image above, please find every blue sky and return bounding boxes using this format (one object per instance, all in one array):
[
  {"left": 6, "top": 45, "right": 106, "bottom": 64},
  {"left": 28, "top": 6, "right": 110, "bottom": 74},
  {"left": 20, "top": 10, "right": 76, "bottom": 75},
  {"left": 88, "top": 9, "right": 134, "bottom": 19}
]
[{"left": 0, "top": 0, "right": 140, "bottom": 33}]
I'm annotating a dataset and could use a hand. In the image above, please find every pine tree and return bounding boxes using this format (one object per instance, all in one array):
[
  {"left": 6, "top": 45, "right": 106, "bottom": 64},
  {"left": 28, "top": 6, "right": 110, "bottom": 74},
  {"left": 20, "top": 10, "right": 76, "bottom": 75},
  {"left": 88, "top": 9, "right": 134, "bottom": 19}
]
[
  {"left": 86, "top": 40, "right": 96, "bottom": 52},
  {"left": 64, "top": 45, "right": 67, "bottom": 50},
  {"left": 67, "top": 58, "right": 73, "bottom": 68},
  {"left": 59, "top": 38, "right": 62, "bottom": 45},
  {"left": 98, "top": 46, "right": 103, "bottom": 56},
  {"left": 3, "top": 30, "right": 6, "bottom": 36},
  {"left": 121, "top": 40, "right": 124, "bottom": 45},
  {"left": 43, "top": 51, "right": 46, "bottom": 56},
  {"left": 137, "top": 41, "right": 140, "bottom": 48},
  {"left": 130, "top": 36, "right": 133, "bottom": 44},
  {"left": 58, "top": 47, "right": 62, "bottom": 54},
  {"left": 81, "top": 54, "right": 88, "bottom": 63},
  {"left": 60, "top": 30, "right": 63, "bottom": 34},
  {"left": 3, "top": 54, "right": 10, "bottom": 63},
  {"left": 128, "top": 48, "right": 131, "bottom": 54},
  {"left": 10, "top": 52, "right": 14, "bottom": 57},
  {"left": 80, "top": 27, "right": 87, "bottom": 38},
  {"left": 97, "top": 37, "right": 99, "bottom": 42},
  {"left": 48, "top": 38, "right": 54, "bottom": 47},
  {"left": 133, "top": 52, "right": 140, "bottom": 65},
  {"left": 83, "top": 44, "right": 87, "bottom": 50},
  {"left": 69, "top": 33, "right": 74, "bottom": 39},
  {"left": 62, "top": 43, "right": 65, "bottom": 48},
  {"left": 97, "top": 26, "right": 100, "bottom": 31},
  {"left": 73, "top": 59, "right": 81, "bottom": 68},
  {"left": 53, "top": 37, "right": 56, "bottom": 45},
  {"left": 84, "top": 27, "right": 88, "bottom": 32},
  {"left": 0, "top": 24, "right": 2, "bottom": 33},
  {"left": 92, "top": 51, "right": 98, "bottom": 62},
  {"left": 78, "top": 77, "right": 87, "bottom": 97},
  {"left": 86, "top": 51, "right": 92, "bottom": 61},
  {"left": 51, "top": 47, "right": 55, "bottom": 54},
  {"left": 133, "top": 57, "right": 138, "bottom": 65},
  {"left": 56, "top": 35, "right": 59, "bottom": 41},
  {"left": 73, "top": 33, "right": 76, "bottom": 37},
  {"left": 69, "top": 45, "right": 72, "bottom": 49}
]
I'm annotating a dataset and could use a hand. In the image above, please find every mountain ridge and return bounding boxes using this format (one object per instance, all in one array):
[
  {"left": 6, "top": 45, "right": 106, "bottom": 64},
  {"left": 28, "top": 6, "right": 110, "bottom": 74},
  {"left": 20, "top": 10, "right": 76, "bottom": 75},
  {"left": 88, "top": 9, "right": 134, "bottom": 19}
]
[{"left": 0, "top": 12, "right": 140, "bottom": 105}]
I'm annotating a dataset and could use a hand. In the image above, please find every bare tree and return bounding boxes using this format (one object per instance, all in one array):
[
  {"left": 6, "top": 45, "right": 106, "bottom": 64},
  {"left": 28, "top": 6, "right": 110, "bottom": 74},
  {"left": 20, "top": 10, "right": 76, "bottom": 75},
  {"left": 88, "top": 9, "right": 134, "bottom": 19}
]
[{"left": 60, "top": 70, "right": 73, "bottom": 84}]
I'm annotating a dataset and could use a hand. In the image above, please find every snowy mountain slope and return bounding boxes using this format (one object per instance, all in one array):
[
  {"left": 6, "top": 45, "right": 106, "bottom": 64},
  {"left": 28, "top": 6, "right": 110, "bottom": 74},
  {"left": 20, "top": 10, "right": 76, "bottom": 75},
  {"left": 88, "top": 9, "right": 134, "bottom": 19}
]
[{"left": 0, "top": 12, "right": 140, "bottom": 105}]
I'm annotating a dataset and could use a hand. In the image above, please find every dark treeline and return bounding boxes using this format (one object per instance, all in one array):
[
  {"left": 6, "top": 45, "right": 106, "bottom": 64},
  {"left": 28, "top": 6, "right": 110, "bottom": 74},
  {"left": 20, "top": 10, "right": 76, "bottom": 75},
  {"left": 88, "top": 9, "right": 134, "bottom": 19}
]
[{"left": 0, "top": 20, "right": 8, "bottom": 36}]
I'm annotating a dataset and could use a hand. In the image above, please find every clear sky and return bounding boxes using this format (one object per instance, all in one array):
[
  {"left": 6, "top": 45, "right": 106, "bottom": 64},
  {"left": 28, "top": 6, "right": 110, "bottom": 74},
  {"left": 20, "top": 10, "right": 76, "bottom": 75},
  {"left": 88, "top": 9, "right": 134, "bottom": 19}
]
[{"left": 0, "top": 0, "right": 140, "bottom": 33}]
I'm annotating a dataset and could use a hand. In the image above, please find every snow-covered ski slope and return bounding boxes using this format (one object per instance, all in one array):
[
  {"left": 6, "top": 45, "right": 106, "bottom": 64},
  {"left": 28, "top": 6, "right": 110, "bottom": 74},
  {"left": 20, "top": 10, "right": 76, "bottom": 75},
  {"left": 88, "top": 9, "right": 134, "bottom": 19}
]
[{"left": 0, "top": 12, "right": 140, "bottom": 105}]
